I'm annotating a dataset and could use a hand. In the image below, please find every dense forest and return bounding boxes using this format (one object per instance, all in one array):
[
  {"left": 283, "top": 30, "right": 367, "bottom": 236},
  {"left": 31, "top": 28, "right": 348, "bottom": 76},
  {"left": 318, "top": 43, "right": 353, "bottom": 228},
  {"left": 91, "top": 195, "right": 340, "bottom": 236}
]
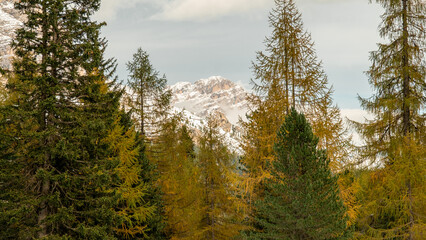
[{"left": 0, "top": 0, "right": 424, "bottom": 239}]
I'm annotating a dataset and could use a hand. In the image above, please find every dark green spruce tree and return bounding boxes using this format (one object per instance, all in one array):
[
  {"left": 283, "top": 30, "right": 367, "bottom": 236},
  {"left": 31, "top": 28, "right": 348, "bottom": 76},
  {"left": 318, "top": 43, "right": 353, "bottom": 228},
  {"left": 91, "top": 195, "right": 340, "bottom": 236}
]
[
  {"left": 0, "top": 0, "right": 158, "bottom": 239},
  {"left": 132, "top": 127, "right": 167, "bottom": 240},
  {"left": 248, "top": 109, "right": 351, "bottom": 239}
]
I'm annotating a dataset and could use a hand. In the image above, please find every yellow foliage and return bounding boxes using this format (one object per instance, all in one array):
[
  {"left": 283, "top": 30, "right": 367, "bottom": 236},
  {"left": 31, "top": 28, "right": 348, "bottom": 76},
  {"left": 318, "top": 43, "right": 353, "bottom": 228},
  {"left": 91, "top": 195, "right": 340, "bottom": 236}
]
[
  {"left": 196, "top": 118, "right": 248, "bottom": 239},
  {"left": 240, "top": 2, "right": 353, "bottom": 227},
  {"left": 338, "top": 171, "right": 361, "bottom": 226},
  {"left": 104, "top": 117, "right": 156, "bottom": 238},
  {"left": 355, "top": 136, "right": 426, "bottom": 239},
  {"left": 154, "top": 116, "right": 205, "bottom": 239}
]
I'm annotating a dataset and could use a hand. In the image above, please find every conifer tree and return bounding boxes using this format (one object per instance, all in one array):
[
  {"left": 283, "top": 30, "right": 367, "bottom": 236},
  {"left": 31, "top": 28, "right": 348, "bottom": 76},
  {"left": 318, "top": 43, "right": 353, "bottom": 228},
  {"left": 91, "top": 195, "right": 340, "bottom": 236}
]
[
  {"left": 155, "top": 116, "right": 204, "bottom": 239},
  {"left": 0, "top": 0, "right": 132, "bottom": 238},
  {"left": 353, "top": 0, "right": 425, "bottom": 162},
  {"left": 355, "top": 136, "right": 425, "bottom": 239},
  {"left": 242, "top": 0, "right": 349, "bottom": 174},
  {"left": 103, "top": 115, "right": 158, "bottom": 239},
  {"left": 197, "top": 118, "right": 246, "bottom": 240},
  {"left": 248, "top": 109, "right": 351, "bottom": 239},
  {"left": 310, "top": 92, "right": 352, "bottom": 172},
  {"left": 0, "top": 74, "right": 25, "bottom": 238},
  {"left": 353, "top": 1, "right": 425, "bottom": 238},
  {"left": 125, "top": 48, "right": 171, "bottom": 138},
  {"left": 132, "top": 133, "right": 167, "bottom": 240},
  {"left": 241, "top": 0, "right": 350, "bottom": 218}
]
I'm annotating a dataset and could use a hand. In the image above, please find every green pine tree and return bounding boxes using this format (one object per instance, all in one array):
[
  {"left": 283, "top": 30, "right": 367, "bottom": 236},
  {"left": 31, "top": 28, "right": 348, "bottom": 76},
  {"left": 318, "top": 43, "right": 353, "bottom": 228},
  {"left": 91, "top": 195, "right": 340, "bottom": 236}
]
[
  {"left": 248, "top": 109, "right": 351, "bottom": 239},
  {"left": 0, "top": 0, "right": 127, "bottom": 238},
  {"left": 125, "top": 47, "right": 171, "bottom": 139}
]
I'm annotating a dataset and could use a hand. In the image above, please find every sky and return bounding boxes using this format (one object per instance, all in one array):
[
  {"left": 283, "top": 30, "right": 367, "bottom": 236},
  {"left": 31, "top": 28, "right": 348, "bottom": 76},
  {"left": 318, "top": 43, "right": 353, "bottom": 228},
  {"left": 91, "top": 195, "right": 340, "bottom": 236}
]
[{"left": 94, "top": 0, "right": 384, "bottom": 112}]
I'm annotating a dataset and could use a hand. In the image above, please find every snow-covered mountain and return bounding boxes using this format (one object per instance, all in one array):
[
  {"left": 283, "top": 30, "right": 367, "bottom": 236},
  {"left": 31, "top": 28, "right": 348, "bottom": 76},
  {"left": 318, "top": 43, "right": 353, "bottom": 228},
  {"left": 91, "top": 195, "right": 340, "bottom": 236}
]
[
  {"left": 170, "top": 76, "right": 249, "bottom": 124},
  {"left": 169, "top": 76, "right": 250, "bottom": 154},
  {"left": 0, "top": 4, "right": 250, "bottom": 153}
]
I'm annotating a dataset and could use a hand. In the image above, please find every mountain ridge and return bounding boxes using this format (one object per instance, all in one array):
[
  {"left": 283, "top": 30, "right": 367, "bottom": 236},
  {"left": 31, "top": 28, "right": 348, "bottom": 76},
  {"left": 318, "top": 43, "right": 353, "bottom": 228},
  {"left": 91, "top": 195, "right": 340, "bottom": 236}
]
[{"left": 169, "top": 76, "right": 250, "bottom": 154}]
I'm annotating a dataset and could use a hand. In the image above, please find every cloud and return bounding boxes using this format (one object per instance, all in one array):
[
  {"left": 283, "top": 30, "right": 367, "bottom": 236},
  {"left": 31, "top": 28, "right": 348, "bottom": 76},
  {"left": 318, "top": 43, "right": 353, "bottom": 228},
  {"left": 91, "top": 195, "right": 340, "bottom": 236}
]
[
  {"left": 152, "top": 0, "right": 273, "bottom": 21},
  {"left": 340, "top": 108, "right": 374, "bottom": 145},
  {"left": 95, "top": 0, "right": 352, "bottom": 22},
  {"left": 341, "top": 108, "right": 373, "bottom": 123},
  {"left": 95, "top": 0, "right": 163, "bottom": 20}
]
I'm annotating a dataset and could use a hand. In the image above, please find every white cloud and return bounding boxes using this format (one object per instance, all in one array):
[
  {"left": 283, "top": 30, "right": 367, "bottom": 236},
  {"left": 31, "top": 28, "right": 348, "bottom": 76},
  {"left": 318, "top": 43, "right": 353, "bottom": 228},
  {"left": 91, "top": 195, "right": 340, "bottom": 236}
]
[
  {"left": 95, "top": 0, "right": 163, "bottom": 20},
  {"left": 341, "top": 108, "right": 373, "bottom": 123},
  {"left": 152, "top": 0, "right": 273, "bottom": 21},
  {"left": 95, "top": 0, "right": 355, "bottom": 22},
  {"left": 341, "top": 108, "right": 374, "bottom": 145}
]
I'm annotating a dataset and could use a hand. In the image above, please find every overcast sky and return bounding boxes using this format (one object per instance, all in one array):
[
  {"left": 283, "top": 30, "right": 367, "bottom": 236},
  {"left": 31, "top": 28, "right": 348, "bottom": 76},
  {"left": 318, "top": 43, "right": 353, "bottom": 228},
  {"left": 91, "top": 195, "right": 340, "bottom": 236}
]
[{"left": 94, "top": 0, "right": 384, "bottom": 110}]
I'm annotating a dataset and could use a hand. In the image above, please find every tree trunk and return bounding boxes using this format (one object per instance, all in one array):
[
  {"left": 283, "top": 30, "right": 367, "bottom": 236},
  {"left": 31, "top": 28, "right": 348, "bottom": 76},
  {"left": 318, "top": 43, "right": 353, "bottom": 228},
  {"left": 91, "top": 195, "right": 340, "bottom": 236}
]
[
  {"left": 38, "top": 2, "right": 50, "bottom": 237},
  {"left": 291, "top": 42, "right": 295, "bottom": 109},
  {"left": 401, "top": 0, "right": 410, "bottom": 136},
  {"left": 407, "top": 179, "right": 414, "bottom": 240},
  {"left": 402, "top": 1, "right": 414, "bottom": 238},
  {"left": 38, "top": 177, "right": 50, "bottom": 238},
  {"left": 141, "top": 82, "right": 145, "bottom": 137}
]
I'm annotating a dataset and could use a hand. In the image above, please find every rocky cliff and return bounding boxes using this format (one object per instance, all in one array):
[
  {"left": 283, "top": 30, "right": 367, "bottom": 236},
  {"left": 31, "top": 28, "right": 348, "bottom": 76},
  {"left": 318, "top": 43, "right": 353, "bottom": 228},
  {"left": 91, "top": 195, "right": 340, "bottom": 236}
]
[{"left": 169, "top": 76, "right": 250, "bottom": 154}]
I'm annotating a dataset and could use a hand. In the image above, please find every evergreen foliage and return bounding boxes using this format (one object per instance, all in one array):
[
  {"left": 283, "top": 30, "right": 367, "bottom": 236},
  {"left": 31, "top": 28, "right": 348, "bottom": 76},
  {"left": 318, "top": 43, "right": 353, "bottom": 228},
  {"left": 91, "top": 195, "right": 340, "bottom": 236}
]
[
  {"left": 132, "top": 133, "right": 167, "bottom": 240},
  {"left": 0, "top": 0, "right": 155, "bottom": 239},
  {"left": 124, "top": 47, "right": 174, "bottom": 239},
  {"left": 248, "top": 109, "right": 351, "bottom": 239},
  {"left": 1, "top": 0, "right": 424, "bottom": 238},
  {"left": 241, "top": 0, "right": 351, "bottom": 227},
  {"left": 125, "top": 48, "right": 171, "bottom": 138}
]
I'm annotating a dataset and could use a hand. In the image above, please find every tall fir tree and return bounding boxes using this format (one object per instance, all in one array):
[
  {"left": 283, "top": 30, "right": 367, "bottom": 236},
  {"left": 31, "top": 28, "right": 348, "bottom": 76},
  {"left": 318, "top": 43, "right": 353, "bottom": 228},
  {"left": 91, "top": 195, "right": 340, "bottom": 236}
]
[
  {"left": 123, "top": 47, "right": 173, "bottom": 239},
  {"left": 125, "top": 47, "right": 171, "bottom": 139},
  {"left": 248, "top": 109, "right": 351, "bottom": 239},
  {"left": 0, "top": 0, "right": 155, "bottom": 238},
  {"left": 353, "top": 0, "right": 425, "bottom": 238},
  {"left": 241, "top": 0, "right": 351, "bottom": 222}
]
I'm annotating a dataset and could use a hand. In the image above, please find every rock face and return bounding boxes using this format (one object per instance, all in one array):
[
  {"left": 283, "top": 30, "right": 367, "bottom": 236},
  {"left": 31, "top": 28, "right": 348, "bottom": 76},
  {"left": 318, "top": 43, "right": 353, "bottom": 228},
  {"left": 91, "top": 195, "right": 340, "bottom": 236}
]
[
  {"left": 169, "top": 76, "right": 250, "bottom": 154},
  {"left": 0, "top": 0, "right": 22, "bottom": 83},
  {"left": 170, "top": 76, "right": 249, "bottom": 125},
  {"left": 211, "top": 110, "right": 232, "bottom": 133}
]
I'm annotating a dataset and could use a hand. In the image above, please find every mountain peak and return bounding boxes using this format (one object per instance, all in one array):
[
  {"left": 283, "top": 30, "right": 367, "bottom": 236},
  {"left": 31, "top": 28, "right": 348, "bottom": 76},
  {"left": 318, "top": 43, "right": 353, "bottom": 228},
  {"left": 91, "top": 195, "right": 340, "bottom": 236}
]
[
  {"left": 169, "top": 77, "right": 248, "bottom": 124},
  {"left": 193, "top": 76, "right": 236, "bottom": 94},
  {"left": 169, "top": 77, "right": 249, "bottom": 154}
]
